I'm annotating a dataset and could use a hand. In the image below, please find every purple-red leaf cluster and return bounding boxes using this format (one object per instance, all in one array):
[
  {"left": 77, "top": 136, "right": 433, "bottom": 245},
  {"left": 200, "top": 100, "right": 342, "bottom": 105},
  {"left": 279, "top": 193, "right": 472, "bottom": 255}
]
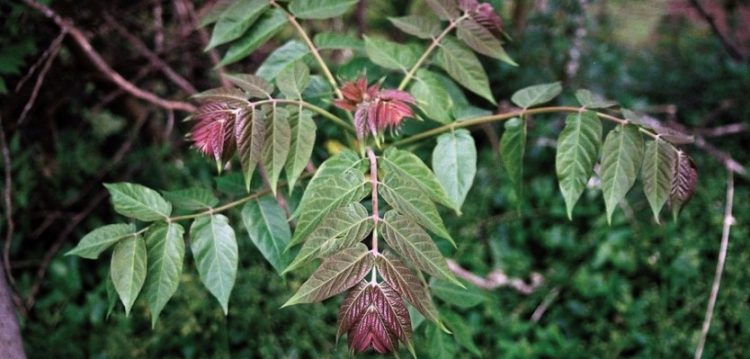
[
  {"left": 333, "top": 77, "right": 416, "bottom": 139},
  {"left": 191, "top": 102, "right": 238, "bottom": 163},
  {"left": 459, "top": 0, "right": 504, "bottom": 36}
]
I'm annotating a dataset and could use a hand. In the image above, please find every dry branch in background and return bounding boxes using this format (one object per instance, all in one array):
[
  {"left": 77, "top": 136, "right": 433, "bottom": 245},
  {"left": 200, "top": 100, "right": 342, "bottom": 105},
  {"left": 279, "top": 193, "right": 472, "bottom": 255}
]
[{"left": 447, "top": 259, "right": 544, "bottom": 294}]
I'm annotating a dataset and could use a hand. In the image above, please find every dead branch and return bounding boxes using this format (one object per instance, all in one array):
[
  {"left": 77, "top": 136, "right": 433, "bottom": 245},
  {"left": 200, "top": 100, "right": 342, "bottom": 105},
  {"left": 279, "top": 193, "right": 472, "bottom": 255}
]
[
  {"left": 17, "top": 30, "right": 66, "bottom": 124},
  {"left": 0, "top": 120, "right": 25, "bottom": 317},
  {"left": 447, "top": 259, "right": 544, "bottom": 294},
  {"left": 694, "top": 171, "right": 735, "bottom": 359},
  {"left": 687, "top": 0, "right": 747, "bottom": 62},
  {"left": 22, "top": 0, "right": 196, "bottom": 112}
]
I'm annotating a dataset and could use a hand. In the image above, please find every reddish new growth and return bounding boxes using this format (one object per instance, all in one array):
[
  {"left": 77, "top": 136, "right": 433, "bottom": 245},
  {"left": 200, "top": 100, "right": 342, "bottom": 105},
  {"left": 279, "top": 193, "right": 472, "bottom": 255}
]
[
  {"left": 338, "top": 281, "right": 412, "bottom": 354},
  {"left": 460, "top": 0, "right": 504, "bottom": 35},
  {"left": 333, "top": 77, "right": 416, "bottom": 139},
  {"left": 190, "top": 102, "right": 238, "bottom": 162}
]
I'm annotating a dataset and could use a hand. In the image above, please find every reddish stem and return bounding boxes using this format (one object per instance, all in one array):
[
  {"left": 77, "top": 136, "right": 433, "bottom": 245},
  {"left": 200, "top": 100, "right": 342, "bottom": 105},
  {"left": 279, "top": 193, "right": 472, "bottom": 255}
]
[{"left": 367, "top": 148, "right": 379, "bottom": 254}]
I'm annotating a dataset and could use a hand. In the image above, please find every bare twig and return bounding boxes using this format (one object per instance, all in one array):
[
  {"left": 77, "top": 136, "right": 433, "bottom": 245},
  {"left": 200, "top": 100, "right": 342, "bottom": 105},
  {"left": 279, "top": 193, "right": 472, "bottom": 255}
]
[
  {"left": 14, "top": 30, "right": 67, "bottom": 92},
  {"left": 687, "top": 0, "right": 746, "bottom": 62},
  {"left": 152, "top": 0, "right": 164, "bottom": 53},
  {"left": 446, "top": 259, "right": 544, "bottom": 294},
  {"left": 531, "top": 286, "right": 561, "bottom": 322},
  {"left": 103, "top": 13, "right": 197, "bottom": 95},
  {"left": 17, "top": 30, "right": 66, "bottom": 124},
  {"left": 22, "top": 0, "right": 196, "bottom": 112},
  {"left": 0, "top": 120, "right": 24, "bottom": 315},
  {"left": 695, "top": 123, "right": 746, "bottom": 137},
  {"left": 694, "top": 171, "right": 735, "bottom": 359}
]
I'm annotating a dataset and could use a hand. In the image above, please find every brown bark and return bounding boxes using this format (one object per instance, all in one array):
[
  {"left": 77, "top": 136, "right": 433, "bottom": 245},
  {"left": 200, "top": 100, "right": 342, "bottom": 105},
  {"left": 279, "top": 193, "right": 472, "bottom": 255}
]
[{"left": 0, "top": 268, "right": 25, "bottom": 359}]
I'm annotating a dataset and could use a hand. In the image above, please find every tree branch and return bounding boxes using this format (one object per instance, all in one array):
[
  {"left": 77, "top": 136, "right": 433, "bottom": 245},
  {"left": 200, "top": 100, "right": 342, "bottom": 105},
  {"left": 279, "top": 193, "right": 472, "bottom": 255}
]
[
  {"left": 22, "top": 0, "right": 196, "bottom": 112},
  {"left": 687, "top": 0, "right": 746, "bottom": 62},
  {"left": 446, "top": 259, "right": 544, "bottom": 294}
]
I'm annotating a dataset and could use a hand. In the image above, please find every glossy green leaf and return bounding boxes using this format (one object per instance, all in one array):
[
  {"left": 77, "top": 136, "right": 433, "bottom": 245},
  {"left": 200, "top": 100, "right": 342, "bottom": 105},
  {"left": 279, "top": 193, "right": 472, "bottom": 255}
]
[
  {"left": 206, "top": 0, "right": 269, "bottom": 49},
  {"left": 432, "top": 129, "right": 477, "bottom": 211},
  {"left": 431, "top": 279, "right": 486, "bottom": 309},
  {"left": 66, "top": 223, "right": 136, "bottom": 259},
  {"left": 364, "top": 36, "right": 420, "bottom": 73},
  {"left": 225, "top": 73, "right": 274, "bottom": 99},
  {"left": 199, "top": 2, "right": 231, "bottom": 28},
  {"left": 291, "top": 149, "right": 364, "bottom": 218},
  {"left": 381, "top": 147, "right": 458, "bottom": 213},
  {"left": 143, "top": 223, "right": 185, "bottom": 327},
  {"left": 111, "top": 235, "right": 147, "bottom": 316},
  {"left": 161, "top": 188, "right": 219, "bottom": 211},
  {"left": 190, "top": 214, "right": 238, "bottom": 314},
  {"left": 256, "top": 41, "right": 311, "bottom": 81},
  {"left": 380, "top": 211, "right": 461, "bottom": 286},
  {"left": 219, "top": 8, "right": 288, "bottom": 66},
  {"left": 436, "top": 37, "right": 495, "bottom": 104},
  {"left": 289, "top": 169, "right": 368, "bottom": 247},
  {"left": 456, "top": 17, "right": 516, "bottom": 65},
  {"left": 441, "top": 310, "right": 482, "bottom": 357},
  {"left": 500, "top": 118, "right": 526, "bottom": 202},
  {"left": 425, "top": 0, "right": 460, "bottom": 20},
  {"left": 277, "top": 61, "right": 310, "bottom": 99},
  {"left": 289, "top": 0, "right": 358, "bottom": 19},
  {"left": 285, "top": 203, "right": 372, "bottom": 273},
  {"left": 242, "top": 195, "right": 292, "bottom": 274},
  {"left": 641, "top": 139, "right": 676, "bottom": 223},
  {"left": 555, "top": 111, "right": 602, "bottom": 219},
  {"left": 389, "top": 15, "right": 441, "bottom": 39},
  {"left": 575, "top": 89, "right": 617, "bottom": 109},
  {"left": 380, "top": 172, "right": 454, "bottom": 245},
  {"left": 285, "top": 108, "right": 316, "bottom": 192},
  {"left": 377, "top": 252, "right": 441, "bottom": 326},
  {"left": 236, "top": 107, "right": 266, "bottom": 191},
  {"left": 262, "top": 106, "right": 291, "bottom": 195},
  {"left": 426, "top": 323, "right": 457, "bottom": 358},
  {"left": 282, "top": 243, "right": 373, "bottom": 306},
  {"left": 600, "top": 124, "right": 644, "bottom": 224},
  {"left": 104, "top": 182, "right": 172, "bottom": 222},
  {"left": 313, "top": 32, "right": 364, "bottom": 51},
  {"left": 410, "top": 69, "right": 453, "bottom": 124},
  {"left": 511, "top": 82, "right": 563, "bottom": 109}
]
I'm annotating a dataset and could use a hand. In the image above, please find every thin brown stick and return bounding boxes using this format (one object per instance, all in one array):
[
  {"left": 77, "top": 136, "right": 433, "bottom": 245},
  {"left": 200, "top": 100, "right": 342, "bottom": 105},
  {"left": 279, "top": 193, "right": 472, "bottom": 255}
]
[
  {"left": 15, "top": 30, "right": 67, "bottom": 92},
  {"left": 687, "top": 0, "right": 746, "bottom": 62},
  {"left": 446, "top": 259, "right": 544, "bottom": 294},
  {"left": 694, "top": 171, "right": 735, "bottom": 359},
  {"left": 22, "top": 0, "right": 196, "bottom": 112},
  {"left": 103, "top": 13, "right": 197, "bottom": 94},
  {"left": 0, "top": 121, "right": 19, "bottom": 299},
  {"left": 17, "top": 30, "right": 66, "bottom": 124}
]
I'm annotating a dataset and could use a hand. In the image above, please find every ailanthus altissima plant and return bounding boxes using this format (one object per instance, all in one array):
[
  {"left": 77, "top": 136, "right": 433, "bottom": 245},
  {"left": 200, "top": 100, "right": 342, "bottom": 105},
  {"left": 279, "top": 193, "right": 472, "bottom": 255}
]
[{"left": 67, "top": 0, "right": 698, "bottom": 355}]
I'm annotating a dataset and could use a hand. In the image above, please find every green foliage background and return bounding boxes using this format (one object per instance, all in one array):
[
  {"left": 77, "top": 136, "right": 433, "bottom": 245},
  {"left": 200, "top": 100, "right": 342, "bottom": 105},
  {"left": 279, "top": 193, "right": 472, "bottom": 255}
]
[{"left": 2, "top": 0, "right": 748, "bottom": 357}]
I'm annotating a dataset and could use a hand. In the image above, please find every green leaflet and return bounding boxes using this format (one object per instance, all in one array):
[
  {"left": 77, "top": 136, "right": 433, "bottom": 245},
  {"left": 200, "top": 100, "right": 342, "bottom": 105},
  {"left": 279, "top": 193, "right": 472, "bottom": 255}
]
[
  {"left": 432, "top": 129, "right": 477, "bottom": 212},
  {"left": 285, "top": 108, "right": 316, "bottom": 192},
  {"left": 600, "top": 124, "right": 644, "bottom": 224},
  {"left": 262, "top": 106, "right": 291, "bottom": 195},
  {"left": 389, "top": 15, "right": 441, "bottom": 39},
  {"left": 424, "top": 0, "right": 460, "bottom": 20},
  {"left": 377, "top": 252, "right": 442, "bottom": 327},
  {"left": 256, "top": 41, "right": 311, "bottom": 81},
  {"left": 441, "top": 310, "right": 482, "bottom": 357},
  {"left": 410, "top": 69, "right": 453, "bottom": 124},
  {"left": 236, "top": 107, "right": 266, "bottom": 191},
  {"left": 435, "top": 37, "right": 495, "bottom": 104},
  {"left": 282, "top": 243, "right": 374, "bottom": 306},
  {"left": 426, "top": 323, "right": 457, "bottom": 359},
  {"left": 575, "top": 89, "right": 618, "bottom": 109},
  {"left": 555, "top": 111, "right": 602, "bottom": 219},
  {"left": 143, "top": 223, "right": 185, "bottom": 328},
  {"left": 380, "top": 211, "right": 461, "bottom": 286},
  {"left": 289, "top": 169, "right": 368, "bottom": 247},
  {"left": 111, "top": 235, "right": 147, "bottom": 316},
  {"left": 190, "top": 214, "right": 238, "bottom": 314},
  {"left": 104, "top": 182, "right": 172, "bottom": 222},
  {"left": 66, "top": 223, "right": 136, "bottom": 259},
  {"left": 313, "top": 32, "right": 364, "bottom": 51},
  {"left": 379, "top": 171, "right": 454, "bottom": 245},
  {"left": 288, "top": 0, "right": 358, "bottom": 19},
  {"left": 192, "top": 87, "right": 249, "bottom": 104},
  {"left": 364, "top": 36, "right": 421, "bottom": 73},
  {"left": 500, "top": 118, "right": 526, "bottom": 203},
  {"left": 161, "top": 188, "right": 218, "bottom": 211},
  {"left": 641, "top": 139, "right": 676, "bottom": 222},
  {"left": 456, "top": 17, "right": 516, "bottom": 66},
  {"left": 291, "top": 149, "right": 364, "bottom": 219},
  {"left": 277, "top": 61, "right": 310, "bottom": 99},
  {"left": 206, "top": 0, "right": 268, "bottom": 49},
  {"left": 284, "top": 203, "right": 372, "bottom": 273},
  {"left": 431, "top": 280, "right": 487, "bottom": 309},
  {"left": 381, "top": 147, "right": 458, "bottom": 213},
  {"left": 219, "top": 8, "right": 288, "bottom": 66},
  {"left": 511, "top": 82, "right": 563, "bottom": 109},
  {"left": 241, "top": 195, "right": 292, "bottom": 275},
  {"left": 225, "top": 73, "right": 274, "bottom": 99}
]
